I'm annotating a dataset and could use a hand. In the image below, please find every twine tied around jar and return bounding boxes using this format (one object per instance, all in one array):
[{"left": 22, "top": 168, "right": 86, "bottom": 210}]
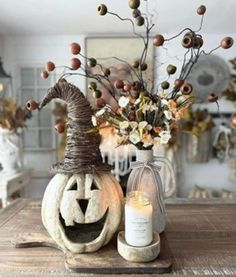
[
  {"left": 130, "top": 158, "right": 165, "bottom": 213},
  {"left": 130, "top": 155, "right": 177, "bottom": 213}
]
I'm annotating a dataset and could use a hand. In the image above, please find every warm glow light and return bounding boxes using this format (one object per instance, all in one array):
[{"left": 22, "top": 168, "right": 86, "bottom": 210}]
[
  {"left": 132, "top": 191, "right": 149, "bottom": 208},
  {"left": 0, "top": 83, "right": 4, "bottom": 93}
]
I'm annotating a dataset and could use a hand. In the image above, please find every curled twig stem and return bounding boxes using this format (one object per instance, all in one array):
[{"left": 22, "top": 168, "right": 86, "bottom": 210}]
[{"left": 107, "top": 11, "right": 146, "bottom": 44}]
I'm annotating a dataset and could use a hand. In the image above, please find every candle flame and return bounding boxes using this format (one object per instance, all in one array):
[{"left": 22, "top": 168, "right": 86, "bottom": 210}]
[{"left": 129, "top": 190, "right": 151, "bottom": 208}]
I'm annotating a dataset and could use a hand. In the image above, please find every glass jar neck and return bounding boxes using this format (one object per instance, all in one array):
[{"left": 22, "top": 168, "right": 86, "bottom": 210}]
[{"left": 136, "top": 149, "right": 153, "bottom": 162}]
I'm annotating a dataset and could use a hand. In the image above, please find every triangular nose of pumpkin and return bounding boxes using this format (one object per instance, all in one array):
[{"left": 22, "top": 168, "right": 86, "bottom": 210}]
[{"left": 77, "top": 199, "right": 89, "bottom": 215}]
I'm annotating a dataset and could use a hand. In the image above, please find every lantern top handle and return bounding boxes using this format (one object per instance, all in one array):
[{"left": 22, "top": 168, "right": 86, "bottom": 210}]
[{"left": 0, "top": 57, "right": 11, "bottom": 79}]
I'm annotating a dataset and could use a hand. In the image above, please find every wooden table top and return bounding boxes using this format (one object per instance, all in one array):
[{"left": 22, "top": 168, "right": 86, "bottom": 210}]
[{"left": 0, "top": 198, "right": 236, "bottom": 276}]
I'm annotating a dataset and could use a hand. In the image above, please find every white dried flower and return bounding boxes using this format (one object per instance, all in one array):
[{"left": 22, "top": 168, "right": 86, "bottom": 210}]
[
  {"left": 119, "top": 121, "right": 129, "bottom": 130},
  {"left": 161, "top": 99, "right": 168, "bottom": 106},
  {"left": 130, "top": 121, "right": 138, "bottom": 129},
  {"left": 164, "top": 120, "right": 171, "bottom": 131},
  {"left": 138, "top": 121, "right": 148, "bottom": 129},
  {"left": 142, "top": 104, "right": 149, "bottom": 114},
  {"left": 118, "top": 96, "right": 129, "bottom": 108},
  {"left": 143, "top": 142, "right": 153, "bottom": 148},
  {"left": 120, "top": 129, "right": 128, "bottom": 135},
  {"left": 158, "top": 91, "right": 167, "bottom": 98},
  {"left": 142, "top": 134, "right": 153, "bottom": 148},
  {"left": 142, "top": 103, "right": 158, "bottom": 114},
  {"left": 149, "top": 104, "right": 158, "bottom": 112},
  {"left": 129, "top": 131, "right": 141, "bottom": 144},
  {"left": 96, "top": 108, "right": 106, "bottom": 116},
  {"left": 91, "top": 116, "right": 97, "bottom": 126},
  {"left": 159, "top": 130, "right": 171, "bottom": 144},
  {"left": 164, "top": 110, "right": 172, "bottom": 120},
  {"left": 147, "top": 124, "right": 152, "bottom": 131},
  {"left": 176, "top": 95, "right": 187, "bottom": 105}
]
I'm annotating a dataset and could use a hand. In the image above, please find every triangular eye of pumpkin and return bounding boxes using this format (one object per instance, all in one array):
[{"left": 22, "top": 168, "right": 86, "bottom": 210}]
[
  {"left": 91, "top": 181, "right": 99, "bottom": 190},
  {"left": 69, "top": 181, "right": 77, "bottom": 191}
]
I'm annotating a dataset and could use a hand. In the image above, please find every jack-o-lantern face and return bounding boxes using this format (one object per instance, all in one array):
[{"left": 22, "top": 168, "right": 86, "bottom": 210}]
[
  {"left": 42, "top": 173, "right": 123, "bottom": 253},
  {"left": 59, "top": 175, "right": 109, "bottom": 243}
]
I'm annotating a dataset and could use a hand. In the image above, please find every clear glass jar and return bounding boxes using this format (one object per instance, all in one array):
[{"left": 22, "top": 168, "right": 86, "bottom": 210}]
[{"left": 126, "top": 149, "right": 166, "bottom": 233}]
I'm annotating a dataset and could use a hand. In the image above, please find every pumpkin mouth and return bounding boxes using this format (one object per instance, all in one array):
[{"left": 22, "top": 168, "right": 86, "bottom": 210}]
[{"left": 59, "top": 208, "right": 108, "bottom": 243}]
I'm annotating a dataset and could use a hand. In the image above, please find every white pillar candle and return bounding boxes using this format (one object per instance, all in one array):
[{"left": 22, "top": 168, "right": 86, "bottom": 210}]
[{"left": 125, "top": 191, "right": 153, "bottom": 247}]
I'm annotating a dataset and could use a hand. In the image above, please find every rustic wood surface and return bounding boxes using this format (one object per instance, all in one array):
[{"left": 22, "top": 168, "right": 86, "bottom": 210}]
[
  {"left": 0, "top": 199, "right": 236, "bottom": 276},
  {"left": 12, "top": 231, "right": 171, "bottom": 274},
  {"left": 65, "top": 233, "right": 171, "bottom": 274},
  {"left": 13, "top": 232, "right": 58, "bottom": 249}
]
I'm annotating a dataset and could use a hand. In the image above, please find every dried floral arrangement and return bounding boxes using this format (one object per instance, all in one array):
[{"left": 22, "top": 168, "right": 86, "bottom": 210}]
[
  {"left": 28, "top": 1, "right": 233, "bottom": 150},
  {"left": 0, "top": 98, "right": 31, "bottom": 131},
  {"left": 182, "top": 108, "right": 214, "bottom": 137},
  {"left": 223, "top": 57, "right": 236, "bottom": 104}
]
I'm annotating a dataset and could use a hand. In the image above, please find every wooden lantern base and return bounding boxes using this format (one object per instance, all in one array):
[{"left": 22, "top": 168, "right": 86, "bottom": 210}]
[
  {"left": 117, "top": 231, "right": 160, "bottom": 262},
  {"left": 12, "top": 231, "right": 172, "bottom": 274}
]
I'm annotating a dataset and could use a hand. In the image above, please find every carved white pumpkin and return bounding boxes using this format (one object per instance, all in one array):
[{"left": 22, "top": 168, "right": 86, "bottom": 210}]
[
  {"left": 42, "top": 173, "right": 123, "bottom": 253},
  {"left": 28, "top": 82, "right": 124, "bottom": 254}
]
